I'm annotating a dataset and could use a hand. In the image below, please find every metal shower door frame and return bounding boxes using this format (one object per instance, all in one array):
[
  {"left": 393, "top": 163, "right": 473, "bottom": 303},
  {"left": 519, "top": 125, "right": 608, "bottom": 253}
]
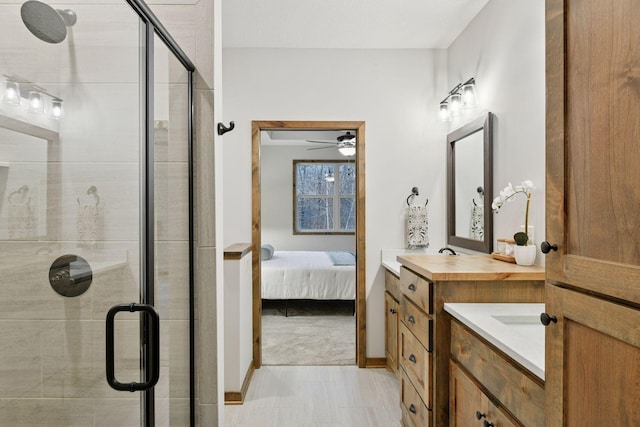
[{"left": 118, "top": 2, "right": 195, "bottom": 426}]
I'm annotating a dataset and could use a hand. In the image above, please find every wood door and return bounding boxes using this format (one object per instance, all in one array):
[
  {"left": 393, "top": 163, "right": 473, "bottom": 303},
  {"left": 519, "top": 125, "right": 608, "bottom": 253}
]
[
  {"left": 546, "top": 0, "right": 640, "bottom": 303},
  {"left": 449, "top": 362, "right": 482, "bottom": 427},
  {"left": 545, "top": 285, "right": 640, "bottom": 426},
  {"left": 450, "top": 362, "right": 518, "bottom": 427},
  {"left": 385, "top": 291, "right": 399, "bottom": 374}
]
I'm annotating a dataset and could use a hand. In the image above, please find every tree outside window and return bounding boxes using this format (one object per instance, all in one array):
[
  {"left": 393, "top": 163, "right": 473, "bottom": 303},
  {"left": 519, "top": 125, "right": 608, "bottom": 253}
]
[{"left": 294, "top": 160, "right": 355, "bottom": 234}]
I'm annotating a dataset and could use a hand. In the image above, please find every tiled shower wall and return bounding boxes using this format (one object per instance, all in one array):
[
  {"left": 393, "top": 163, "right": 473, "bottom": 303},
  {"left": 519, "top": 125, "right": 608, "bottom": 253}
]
[{"left": 0, "top": 0, "right": 219, "bottom": 424}]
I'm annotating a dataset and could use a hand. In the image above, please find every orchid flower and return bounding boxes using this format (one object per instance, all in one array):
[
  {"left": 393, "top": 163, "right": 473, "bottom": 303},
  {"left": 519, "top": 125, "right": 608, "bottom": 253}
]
[{"left": 492, "top": 180, "right": 535, "bottom": 245}]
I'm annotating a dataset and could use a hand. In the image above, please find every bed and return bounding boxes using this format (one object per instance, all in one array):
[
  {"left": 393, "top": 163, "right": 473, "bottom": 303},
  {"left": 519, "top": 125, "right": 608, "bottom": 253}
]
[{"left": 261, "top": 250, "right": 355, "bottom": 301}]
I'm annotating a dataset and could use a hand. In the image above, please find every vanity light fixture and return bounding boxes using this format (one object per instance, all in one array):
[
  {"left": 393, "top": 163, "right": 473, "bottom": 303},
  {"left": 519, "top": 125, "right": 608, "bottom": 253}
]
[
  {"left": 51, "top": 99, "right": 64, "bottom": 118},
  {"left": 28, "top": 91, "right": 44, "bottom": 113},
  {"left": 462, "top": 79, "right": 478, "bottom": 108},
  {"left": 2, "top": 81, "right": 22, "bottom": 105},
  {"left": 439, "top": 77, "right": 477, "bottom": 121},
  {"left": 2, "top": 76, "right": 64, "bottom": 119}
]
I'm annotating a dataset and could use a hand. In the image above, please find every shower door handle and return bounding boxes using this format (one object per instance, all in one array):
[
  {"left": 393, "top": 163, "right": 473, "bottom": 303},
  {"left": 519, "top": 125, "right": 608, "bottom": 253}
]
[{"left": 106, "top": 303, "right": 160, "bottom": 392}]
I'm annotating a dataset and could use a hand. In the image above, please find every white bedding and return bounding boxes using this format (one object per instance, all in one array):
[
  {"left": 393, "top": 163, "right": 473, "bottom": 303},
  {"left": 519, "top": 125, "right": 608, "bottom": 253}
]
[{"left": 261, "top": 251, "right": 355, "bottom": 300}]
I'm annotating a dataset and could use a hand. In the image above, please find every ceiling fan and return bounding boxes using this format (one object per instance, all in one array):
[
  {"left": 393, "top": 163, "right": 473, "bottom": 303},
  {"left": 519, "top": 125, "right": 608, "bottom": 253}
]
[{"left": 306, "top": 131, "right": 356, "bottom": 156}]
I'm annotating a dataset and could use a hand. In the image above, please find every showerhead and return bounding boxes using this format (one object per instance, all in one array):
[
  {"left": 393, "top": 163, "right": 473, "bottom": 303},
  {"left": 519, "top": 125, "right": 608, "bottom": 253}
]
[{"left": 21, "top": 0, "right": 76, "bottom": 44}]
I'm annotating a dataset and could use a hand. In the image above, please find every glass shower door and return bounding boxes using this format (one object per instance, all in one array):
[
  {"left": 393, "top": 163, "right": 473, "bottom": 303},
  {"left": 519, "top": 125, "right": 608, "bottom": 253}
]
[{"left": 0, "top": 1, "right": 193, "bottom": 426}]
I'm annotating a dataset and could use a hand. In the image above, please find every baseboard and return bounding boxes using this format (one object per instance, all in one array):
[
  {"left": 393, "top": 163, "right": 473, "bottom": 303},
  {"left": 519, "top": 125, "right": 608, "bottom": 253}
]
[
  {"left": 224, "top": 360, "right": 256, "bottom": 405},
  {"left": 365, "top": 357, "right": 387, "bottom": 368}
]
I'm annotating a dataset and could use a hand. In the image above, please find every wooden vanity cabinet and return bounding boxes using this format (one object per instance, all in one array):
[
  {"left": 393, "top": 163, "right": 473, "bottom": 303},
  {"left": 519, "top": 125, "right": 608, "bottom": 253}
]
[
  {"left": 395, "top": 256, "right": 544, "bottom": 427},
  {"left": 450, "top": 320, "right": 545, "bottom": 427},
  {"left": 545, "top": 284, "right": 640, "bottom": 425},
  {"left": 544, "top": 0, "right": 640, "bottom": 425},
  {"left": 385, "top": 269, "right": 401, "bottom": 376},
  {"left": 450, "top": 362, "right": 518, "bottom": 427}
]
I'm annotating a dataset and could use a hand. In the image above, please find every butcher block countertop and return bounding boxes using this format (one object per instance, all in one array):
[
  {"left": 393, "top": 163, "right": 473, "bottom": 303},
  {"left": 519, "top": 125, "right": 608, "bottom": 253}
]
[{"left": 397, "top": 254, "right": 545, "bottom": 281}]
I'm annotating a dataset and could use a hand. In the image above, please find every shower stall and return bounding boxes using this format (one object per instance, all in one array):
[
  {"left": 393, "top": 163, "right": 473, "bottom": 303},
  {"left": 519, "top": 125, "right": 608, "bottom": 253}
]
[{"left": 0, "top": 0, "right": 195, "bottom": 425}]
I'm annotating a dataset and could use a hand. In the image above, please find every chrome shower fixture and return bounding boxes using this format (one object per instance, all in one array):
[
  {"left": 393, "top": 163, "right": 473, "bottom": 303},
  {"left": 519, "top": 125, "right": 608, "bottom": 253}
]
[{"left": 21, "top": 0, "right": 77, "bottom": 44}]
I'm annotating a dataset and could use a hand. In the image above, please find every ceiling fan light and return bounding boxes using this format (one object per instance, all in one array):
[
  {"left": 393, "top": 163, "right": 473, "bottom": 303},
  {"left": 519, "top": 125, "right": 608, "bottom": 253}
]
[{"left": 338, "top": 145, "right": 356, "bottom": 156}]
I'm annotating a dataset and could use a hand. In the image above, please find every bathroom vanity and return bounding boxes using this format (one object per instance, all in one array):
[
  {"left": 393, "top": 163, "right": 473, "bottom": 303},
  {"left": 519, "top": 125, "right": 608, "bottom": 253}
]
[
  {"left": 445, "top": 303, "right": 545, "bottom": 427},
  {"left": 387, "top": 255, "right": 544, "bottom": 427}
]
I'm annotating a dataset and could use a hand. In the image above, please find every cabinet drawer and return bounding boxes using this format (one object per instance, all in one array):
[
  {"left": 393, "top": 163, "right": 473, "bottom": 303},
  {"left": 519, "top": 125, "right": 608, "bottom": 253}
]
[
  {"left": 385, "top": 269, "right": 401, "bottom": 301},
  {"left": 400, "top": 267, "right": 432, "bottom": 314},
  {"left": 400, "top": 322, "right": 432, "bottom": 409},
  {"left": 401, "top": 369, "right": 432, "bottom": 427},
  {"left": 450, "top": 321, "right": 545, "bottom": 427},
  {"left": 400, "top": 296, "right": 432, "bottom": 351}
]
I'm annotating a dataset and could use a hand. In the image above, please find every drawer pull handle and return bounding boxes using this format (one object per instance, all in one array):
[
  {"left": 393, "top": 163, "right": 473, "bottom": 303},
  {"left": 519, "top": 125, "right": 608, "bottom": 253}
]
[
  {"left": 409, "top": 404, "right": 417, "bottom": 414},
  {"left": 407, "top": 315, "right": 415, "bottom": 324},
  {"left": 540, "top": 312, "right": 558, "bottom": 326},
  {"left": 408, "top": 283, "right": 416, "bottom": 292},
  {"left": 483, "top": 421, "right": 494, "bottom": 427},
  {"left": 408, "top": 354, "right": 417, "bottom": 363},
  {"left": 476, "top": 411, "right": 486, "bottom": 420}
]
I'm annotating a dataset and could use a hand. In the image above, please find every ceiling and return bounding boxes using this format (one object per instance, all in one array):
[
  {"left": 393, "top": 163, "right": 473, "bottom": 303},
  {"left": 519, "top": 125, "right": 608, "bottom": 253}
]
[{"left": 222, "top": 0, "right": 490, "bottom": 49}]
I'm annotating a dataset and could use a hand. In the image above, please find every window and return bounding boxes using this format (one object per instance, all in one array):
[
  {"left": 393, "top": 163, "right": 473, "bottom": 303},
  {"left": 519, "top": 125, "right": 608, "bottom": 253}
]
[{"left": 294, "top": 160, "right": 356, "bottom": 234}]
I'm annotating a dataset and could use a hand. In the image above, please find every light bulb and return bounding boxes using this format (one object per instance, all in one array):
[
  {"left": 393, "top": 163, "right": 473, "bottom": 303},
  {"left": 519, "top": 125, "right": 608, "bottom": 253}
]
[
  {"left": 439, "top": 102, "right": 450, "bottom": 121},
  {"left": 2, "top": 81, "right": 21, "bottom": 105},
  {"left": 462, "top": 82, "right": 477, "bottom": 108},
  {"left": 338, "top": 145, "right": 356, "bottom": 156},
  {"left": 450, "top": 92, "right": 462, "bottom": 115},
  {"left": 28, "top": 91, "right": 44, "bottom": 114},
  {"left": 51, "top": 100, "right": 64, "bottom": 118}
]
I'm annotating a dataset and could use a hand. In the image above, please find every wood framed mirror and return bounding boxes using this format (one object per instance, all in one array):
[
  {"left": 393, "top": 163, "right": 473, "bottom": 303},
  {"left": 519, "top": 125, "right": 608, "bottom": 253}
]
[{"left": 446, "top": 112, "right": 493, "bottom": 253}]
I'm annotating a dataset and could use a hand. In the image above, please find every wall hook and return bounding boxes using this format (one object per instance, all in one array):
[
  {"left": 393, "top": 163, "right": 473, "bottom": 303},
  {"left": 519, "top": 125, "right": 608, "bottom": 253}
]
[
  {"left": 407, "top": 187, "right": 421, "bottom": 206},
  {"left": 217, "top": 121, "right": 235, "bottom": 136}
]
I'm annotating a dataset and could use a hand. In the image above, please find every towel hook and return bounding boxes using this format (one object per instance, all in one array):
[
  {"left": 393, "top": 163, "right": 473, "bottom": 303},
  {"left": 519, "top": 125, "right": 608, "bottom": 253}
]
[
  {"left": 217, "top": 121, "right": 235, "bottom": 136},
  {"left": 78, "top": 185, "right": 100, "bottom": 206},
  {"left": 8, "top": 185, "right": 30, "bottom": 205},
  {"left": 407, "top": 187, "right": 428, "bottom": 206}
]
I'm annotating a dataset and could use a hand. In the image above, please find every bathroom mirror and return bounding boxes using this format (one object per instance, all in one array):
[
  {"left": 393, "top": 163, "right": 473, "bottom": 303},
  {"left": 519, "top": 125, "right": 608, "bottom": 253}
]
[
  {"left": 447, "top": 112, "right": 493, "bottom": 253},
  {"left": 0, "top": 114, "right": 59, "bottom": 240}
]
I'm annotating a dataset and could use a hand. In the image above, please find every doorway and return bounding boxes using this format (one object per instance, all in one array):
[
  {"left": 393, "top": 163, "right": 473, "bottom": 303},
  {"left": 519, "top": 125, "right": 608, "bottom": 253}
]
[{"left": 251, "top": 121, "right": 366, "bottom": 368}]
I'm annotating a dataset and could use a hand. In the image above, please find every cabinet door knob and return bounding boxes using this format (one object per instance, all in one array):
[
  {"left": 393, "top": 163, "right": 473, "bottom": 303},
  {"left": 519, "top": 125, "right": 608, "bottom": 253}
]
[
  {"left": 408, "top": 354, "right": 417, "bottom": 363},
  {"left": 408, "top": 283, "right": 416, "bottom": 292},
  {"left": 484, "top": 421, "right": 494, "bottom": 427},
  {"left": 540, "top": 312, "right": 558, "bottom": 326},
  {"left": 408, "top": 315, "right": 416, "bottom": 324},
  {"left": 476, "top": 411, "right": 486, "bottom": 420},
  {"left": 408, "top": 404, "right": 417, "bottom": 414},
  {"left": 541, "top": 241, "right": 558, "bottom": 254}
]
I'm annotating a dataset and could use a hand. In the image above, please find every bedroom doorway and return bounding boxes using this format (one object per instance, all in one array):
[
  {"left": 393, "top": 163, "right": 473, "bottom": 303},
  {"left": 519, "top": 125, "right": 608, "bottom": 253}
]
[{"left": 251, "top": 121, "right": 366, "bottom": 368}]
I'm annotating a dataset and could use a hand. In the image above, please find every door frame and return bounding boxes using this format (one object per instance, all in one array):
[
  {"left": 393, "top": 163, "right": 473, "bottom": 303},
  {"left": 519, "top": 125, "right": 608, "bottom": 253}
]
[{"left": 251, "top": 120, "right": 367, "bottom": 368}]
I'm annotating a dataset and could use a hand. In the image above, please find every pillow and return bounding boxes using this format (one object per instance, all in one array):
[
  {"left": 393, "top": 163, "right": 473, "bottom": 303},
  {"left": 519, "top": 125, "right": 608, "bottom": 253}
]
[{"left": 261, "top": 244, "right": 274, "bottom": 260}]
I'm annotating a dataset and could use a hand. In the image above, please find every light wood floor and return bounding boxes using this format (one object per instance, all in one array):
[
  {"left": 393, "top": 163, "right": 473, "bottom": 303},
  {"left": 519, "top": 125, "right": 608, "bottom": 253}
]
[{"left": 224, "top": 365, "right": 402, "bottom": 427}]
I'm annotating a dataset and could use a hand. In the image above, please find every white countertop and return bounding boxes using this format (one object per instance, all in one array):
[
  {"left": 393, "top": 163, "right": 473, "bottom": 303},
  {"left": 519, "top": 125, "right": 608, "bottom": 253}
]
[{"left": 444, "top": 303, "right": 545, "bottom": 380}]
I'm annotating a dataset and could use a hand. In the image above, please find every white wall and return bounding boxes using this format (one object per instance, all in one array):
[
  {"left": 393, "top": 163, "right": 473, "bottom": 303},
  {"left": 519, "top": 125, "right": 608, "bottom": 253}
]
[
  {"left": 224, "top": 252, "right": 253, "bottom": 392},
  {"left": 222, "top": 48, "right": 448, "bottom": 358},
  {"left": 261, "top": 145, "right": 355, "bottom": 251},
  {"left": 447, "top": 0, "right": 546, "bottom": 258},
  {"left": 222, "top": 0, "right": 546, "bottom": 357}
]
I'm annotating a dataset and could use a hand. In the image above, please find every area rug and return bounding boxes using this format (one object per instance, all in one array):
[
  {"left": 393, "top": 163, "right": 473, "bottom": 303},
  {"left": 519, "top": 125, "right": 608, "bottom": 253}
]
[{"left": 262, "top": 300, "right": 356, "bottom": 366}]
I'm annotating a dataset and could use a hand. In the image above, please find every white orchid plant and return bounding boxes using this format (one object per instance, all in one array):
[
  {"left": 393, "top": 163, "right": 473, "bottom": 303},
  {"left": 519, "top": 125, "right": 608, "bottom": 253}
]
[{"left": 492, "top": 180, "right": 535, "bottom": 246}]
